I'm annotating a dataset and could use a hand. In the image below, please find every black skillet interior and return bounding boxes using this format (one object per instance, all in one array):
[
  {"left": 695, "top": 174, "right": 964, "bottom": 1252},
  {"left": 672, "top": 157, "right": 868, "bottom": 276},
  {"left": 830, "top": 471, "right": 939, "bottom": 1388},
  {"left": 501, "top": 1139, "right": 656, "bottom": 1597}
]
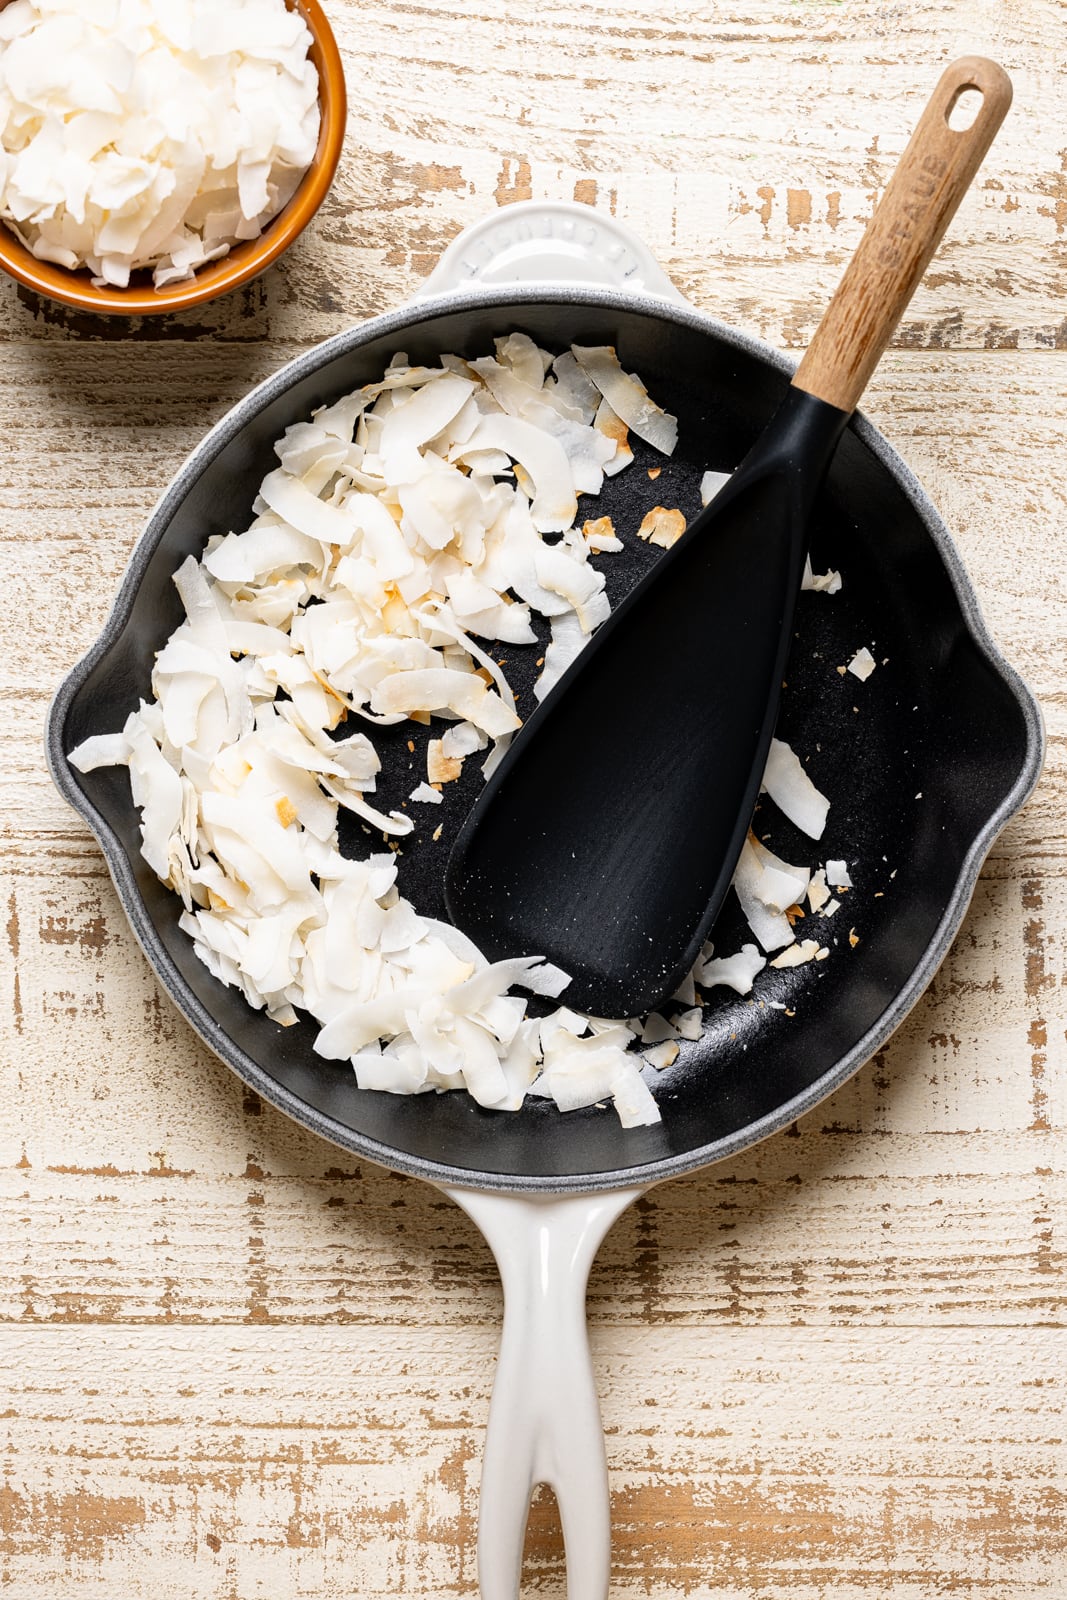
[{"left": 52, "top": 294, "right": 1039, "bottom": 1187}]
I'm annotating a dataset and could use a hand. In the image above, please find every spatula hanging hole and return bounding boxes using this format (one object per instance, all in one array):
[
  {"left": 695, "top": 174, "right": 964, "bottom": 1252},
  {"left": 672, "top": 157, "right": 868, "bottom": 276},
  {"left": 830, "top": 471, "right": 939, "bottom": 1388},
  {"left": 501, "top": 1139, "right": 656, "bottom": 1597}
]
[{"left": 947, "top": 86, "right": 983, "bottom": 130}]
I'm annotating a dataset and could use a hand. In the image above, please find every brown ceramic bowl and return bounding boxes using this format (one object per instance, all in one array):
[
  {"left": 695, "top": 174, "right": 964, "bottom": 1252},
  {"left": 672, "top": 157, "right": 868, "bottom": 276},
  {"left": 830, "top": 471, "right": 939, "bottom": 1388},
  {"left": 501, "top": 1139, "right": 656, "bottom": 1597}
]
[{"left": 0, "top": 0, "right": 346, "bottom": 315}]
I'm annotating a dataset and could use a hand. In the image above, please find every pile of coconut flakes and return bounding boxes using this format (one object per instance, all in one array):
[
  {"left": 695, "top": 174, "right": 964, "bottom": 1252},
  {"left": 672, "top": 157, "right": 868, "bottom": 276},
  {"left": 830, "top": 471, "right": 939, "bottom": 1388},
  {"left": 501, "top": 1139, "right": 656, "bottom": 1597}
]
[{"left": 70, "top": 335, "right": 846, "bottom": 1128}]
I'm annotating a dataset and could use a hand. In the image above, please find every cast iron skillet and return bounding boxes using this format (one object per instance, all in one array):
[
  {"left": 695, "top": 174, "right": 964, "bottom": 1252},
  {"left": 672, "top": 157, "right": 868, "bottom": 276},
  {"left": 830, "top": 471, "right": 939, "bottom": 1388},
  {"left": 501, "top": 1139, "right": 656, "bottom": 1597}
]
[{"left": 47, "top": 205, "right": 1043, "bottom": 1599}]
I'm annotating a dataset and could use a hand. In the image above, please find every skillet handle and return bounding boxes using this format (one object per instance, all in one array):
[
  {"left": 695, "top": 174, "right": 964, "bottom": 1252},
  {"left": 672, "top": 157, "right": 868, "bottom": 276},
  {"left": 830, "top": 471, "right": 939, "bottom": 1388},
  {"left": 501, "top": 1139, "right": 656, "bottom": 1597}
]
[
  {"left": 414, "top": 199, "right": 686, "bottom": 303},
  {"left": 793, "top": 56, "right": 1012, "bottom": 414},
  {"left": 440, "top": 1183, "right": 647, "bottom": 1600}
]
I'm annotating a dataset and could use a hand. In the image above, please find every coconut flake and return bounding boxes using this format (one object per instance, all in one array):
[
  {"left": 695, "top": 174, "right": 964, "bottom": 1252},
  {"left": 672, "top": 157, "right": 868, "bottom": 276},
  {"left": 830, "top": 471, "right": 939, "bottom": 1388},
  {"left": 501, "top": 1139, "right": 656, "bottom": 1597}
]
[
  {"left": 802, "top": 557, "right": 843, "bottom": 593},
  {"left": 770, "top": 939, "right": 822, "bottom": 969},
  {"left": 644, "top": 1040, "right": 680, "bottom": 1070},
  {"left": 700, "top": 469, "right": 730, "bottom": 506},
  {"left": 571, "top": 345, "right": 679, "bottom": 454},
  {"left": 731, "top": 838, "right": 797, "bottom": 952},
  {"left": 673, "top": 1007, "right": 703, "bottom": 1041},
  {"left": 636, "top": 506, "right": 686, "bottom": 549},
  {"left": 848, "top": 646, "right": 876, "bottom": 681},
  {"left": 761, "top": 737, "right": 830, "bottom": 840},
  {"left": 695, "top": 943, "right": 766, "bottom": 995}
]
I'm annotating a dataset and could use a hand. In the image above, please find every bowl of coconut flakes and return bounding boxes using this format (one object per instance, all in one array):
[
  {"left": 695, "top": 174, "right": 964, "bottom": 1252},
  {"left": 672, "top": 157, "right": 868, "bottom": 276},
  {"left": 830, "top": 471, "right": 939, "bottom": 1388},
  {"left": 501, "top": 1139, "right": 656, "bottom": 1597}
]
[{"left": 0, "top": 0, "right": 346, "bottom": 314}]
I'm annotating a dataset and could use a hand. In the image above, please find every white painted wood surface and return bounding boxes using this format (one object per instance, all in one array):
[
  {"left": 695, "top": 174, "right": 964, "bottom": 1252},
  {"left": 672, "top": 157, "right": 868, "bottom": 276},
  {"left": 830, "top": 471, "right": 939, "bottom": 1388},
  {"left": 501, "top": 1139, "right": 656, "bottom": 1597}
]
[{"left": 2, "top": 1, "right": 1065, "bottom": 1593}]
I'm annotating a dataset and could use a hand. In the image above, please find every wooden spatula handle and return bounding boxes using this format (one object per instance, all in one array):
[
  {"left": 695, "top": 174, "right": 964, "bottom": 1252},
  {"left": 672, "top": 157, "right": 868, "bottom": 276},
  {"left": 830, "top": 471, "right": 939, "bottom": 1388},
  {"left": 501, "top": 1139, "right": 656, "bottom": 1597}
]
[{"left": 792, "top": 56, "right": 1012, "bottom": 415}]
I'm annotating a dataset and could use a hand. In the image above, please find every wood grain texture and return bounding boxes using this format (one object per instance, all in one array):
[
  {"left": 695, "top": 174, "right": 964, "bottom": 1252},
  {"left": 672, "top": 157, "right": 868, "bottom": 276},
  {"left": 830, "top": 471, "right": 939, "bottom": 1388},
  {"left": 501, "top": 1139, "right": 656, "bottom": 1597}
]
[
  {"left": 2, "top": 0, "right": 1066, "bottom": 1593},
  {"left": 793, "top": 56, "right": 1014, "bottom": 410}
]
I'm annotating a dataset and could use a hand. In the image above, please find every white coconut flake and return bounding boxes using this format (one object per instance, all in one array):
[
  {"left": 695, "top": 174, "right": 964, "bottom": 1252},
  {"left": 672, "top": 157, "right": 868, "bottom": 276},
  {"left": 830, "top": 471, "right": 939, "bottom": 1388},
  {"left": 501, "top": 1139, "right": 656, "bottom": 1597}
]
[
  {"left": 848, "top": 646, "right": 877, "bottom": 681},
  {"left": 826, "top": 860, "right": 853, "bottom": 889},
  {"left": 802, "top": 557, "right": 843, "bottom": 593},
  {"left": 761, "top": 737, "right": 830, "bottom": 840},
  {"left": 700, "top": 469, "right": 730, "bottom": 506},
  {"left": 695, "top": 943, "right": 766, "bottom": 995},
  {"left": 673, "top": 1008, "right": 703, "bottom": 1041},
  {"left": 731, "top": 838, "right": 797, "bottom": 953},
  {"left": 639, "top": 1012, "right": 678, "bottom": 1045}
]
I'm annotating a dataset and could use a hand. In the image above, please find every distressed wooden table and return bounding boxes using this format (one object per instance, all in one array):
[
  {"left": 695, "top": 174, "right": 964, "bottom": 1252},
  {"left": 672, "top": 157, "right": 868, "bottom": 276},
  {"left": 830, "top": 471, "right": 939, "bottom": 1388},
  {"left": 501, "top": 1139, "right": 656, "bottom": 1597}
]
[{"left": 2, "top": 2, "right": 1065, "bottom": 1595}]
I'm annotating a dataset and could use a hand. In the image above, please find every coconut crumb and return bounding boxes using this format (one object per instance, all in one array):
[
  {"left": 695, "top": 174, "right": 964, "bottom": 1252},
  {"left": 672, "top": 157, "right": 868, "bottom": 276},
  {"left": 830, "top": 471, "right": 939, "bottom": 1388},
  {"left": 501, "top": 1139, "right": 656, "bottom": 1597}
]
[{"left": 274, "top": 796, "right": 298, "bottom": 829}]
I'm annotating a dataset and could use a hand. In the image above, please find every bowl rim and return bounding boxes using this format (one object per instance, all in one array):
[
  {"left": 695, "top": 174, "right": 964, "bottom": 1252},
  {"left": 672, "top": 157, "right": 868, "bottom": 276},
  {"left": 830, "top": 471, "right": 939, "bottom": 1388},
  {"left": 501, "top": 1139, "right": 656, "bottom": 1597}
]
[
  {"left": 0, "top": 0, "right": 347, "bottom": 316},
  {"left": 45, "top": 281, "right": 1047, "bottom": 1193}
]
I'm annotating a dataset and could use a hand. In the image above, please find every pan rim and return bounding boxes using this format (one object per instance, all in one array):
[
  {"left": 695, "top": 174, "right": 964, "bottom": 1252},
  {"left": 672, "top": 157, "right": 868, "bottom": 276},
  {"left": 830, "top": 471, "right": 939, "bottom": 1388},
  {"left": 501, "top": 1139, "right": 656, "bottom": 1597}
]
[{"left": 46, "top": 283, "right": 1046, "bottom": 1193}]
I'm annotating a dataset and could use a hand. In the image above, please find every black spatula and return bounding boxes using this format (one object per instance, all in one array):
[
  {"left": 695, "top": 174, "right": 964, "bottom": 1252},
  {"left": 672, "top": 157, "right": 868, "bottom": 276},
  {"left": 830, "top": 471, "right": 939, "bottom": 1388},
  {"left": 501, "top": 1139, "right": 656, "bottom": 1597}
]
[{"left": 445, "top": 57, "right": 1012, "bottom": 1019}]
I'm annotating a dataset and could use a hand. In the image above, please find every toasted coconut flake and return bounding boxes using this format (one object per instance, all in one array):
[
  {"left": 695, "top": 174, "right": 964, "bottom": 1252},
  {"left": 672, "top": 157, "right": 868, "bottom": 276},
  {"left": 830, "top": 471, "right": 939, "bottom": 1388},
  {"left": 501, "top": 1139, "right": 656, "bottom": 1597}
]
[
  {"left": 636, "top": 506, "right": 686, "bottom": 549},
  {"left": 644, "top": 1041, "right": 680, "bottom": 1070},
  {"left": 462, "top": 414, "right": 577, "bottom": 532},
  {"left": 427, "top": 740, "right": 464, "bottom": 784},
  {"left": 572, "top": 345, "right": 679, "bottom": 454},
  {"left": 770, "top": 939, "right": 821, "bottom": 969},
  {"left": 440, "top": 721, "right": 486, "bottom": 760},
  {"left": 592, "top": 398, "right": 634, "bottom": 476},
  {"left": 582, "top": 515, "right": 621, "bottom": 553},
  {"left": 807, "top": 868, "right": 830, "bottom": 912}
]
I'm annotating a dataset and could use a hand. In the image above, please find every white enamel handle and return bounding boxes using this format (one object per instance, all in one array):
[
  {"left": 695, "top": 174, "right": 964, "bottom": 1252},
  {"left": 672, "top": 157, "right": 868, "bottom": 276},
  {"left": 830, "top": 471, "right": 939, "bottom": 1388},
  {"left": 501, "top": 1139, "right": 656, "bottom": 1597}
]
[
  {"left": 441, "top": 1183, "right": 647, "bottom": 1599},
  {"left": 414, "top": 199, "right": 685, "bottom": 303}
]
